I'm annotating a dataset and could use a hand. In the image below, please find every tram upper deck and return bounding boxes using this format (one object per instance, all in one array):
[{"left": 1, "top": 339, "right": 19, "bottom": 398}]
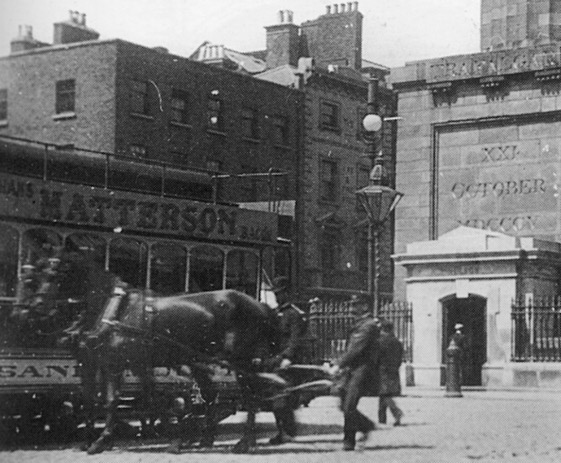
[{"left": 0, "top": 136, "right": 288, "bottom": 350}]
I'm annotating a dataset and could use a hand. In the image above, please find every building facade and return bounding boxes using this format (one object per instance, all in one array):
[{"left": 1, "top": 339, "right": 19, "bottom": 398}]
[
  {"left": 0, "top": 12, "right": 304, "bottom": 288},
  {"left": 391, "top": 0, "right": 561, "bottom": 387},
  {"left": 195, "top": 4, "right": 398, "bottom": 302}
]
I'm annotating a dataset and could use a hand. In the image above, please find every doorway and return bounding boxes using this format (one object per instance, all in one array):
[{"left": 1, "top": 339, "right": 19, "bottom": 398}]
[{"left": 441, "top": 295, "right": 487, "bottom": 386}]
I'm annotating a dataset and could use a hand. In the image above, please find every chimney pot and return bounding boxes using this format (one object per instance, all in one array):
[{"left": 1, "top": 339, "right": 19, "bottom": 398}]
[
  {"left": 25, "top": 25, "right": 33, "bottom": 38},
  {"left": 333, "top": 4, "right": 338, "bottom": 13},
  {"left": 81, "top": 13, "right": 86, "bottom": 26},
  {"left": 348, "top": 2, "right": 353, "bottom": 11},
  {"left": 286, "top": 10, "right": 293, "bottom": 23},
  {"left": 354, "top": 1, "right": 358, "bottom": 11},
  {"left": 341, "top": 3, "right": 346, "bottom": 13},
  {"left": 326, "top": 5, "right": 331, "bottom": 14}
]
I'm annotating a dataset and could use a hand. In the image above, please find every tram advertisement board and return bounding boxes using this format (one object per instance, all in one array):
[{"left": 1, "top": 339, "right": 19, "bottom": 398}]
[
  {"left": 436, "top": 120, "right": 560, "bottom": 238},
  {"left": 0, "top": 173, "right": 277, "bottom": 244},
  {"left": 0, "top": 348, "right": 237, "bottom": 395}
]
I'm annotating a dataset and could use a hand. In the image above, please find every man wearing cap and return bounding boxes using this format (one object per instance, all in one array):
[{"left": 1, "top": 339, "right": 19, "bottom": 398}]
[
  {"left": 335, "top": 295, "right": 380, "bottom": 451},
  {"left": 268, "top": 276, "right": 307, "bottom": 445}
]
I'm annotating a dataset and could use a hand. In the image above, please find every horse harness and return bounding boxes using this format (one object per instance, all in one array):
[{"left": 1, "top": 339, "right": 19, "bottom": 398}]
[{"left": 100, "top": 288, "right": 225, "bottom": 369}]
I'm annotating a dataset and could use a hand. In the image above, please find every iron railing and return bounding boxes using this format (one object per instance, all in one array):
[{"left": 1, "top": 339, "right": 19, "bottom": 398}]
[
  {"left": 306, "top": 298, "right": 413, "bottom": 364},
  {"left": 512, "top": 296, "right": 561, "bottom": 362}
]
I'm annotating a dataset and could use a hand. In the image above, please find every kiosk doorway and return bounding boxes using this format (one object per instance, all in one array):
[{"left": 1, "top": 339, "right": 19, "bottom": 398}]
[{"left": 441, "top": 295, "right": 487, "bottom": 386}]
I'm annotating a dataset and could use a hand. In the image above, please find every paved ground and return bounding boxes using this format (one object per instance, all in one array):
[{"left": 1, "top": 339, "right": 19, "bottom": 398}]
[{"left": 3, "top": 387, "right": 561, "bottom": 462}]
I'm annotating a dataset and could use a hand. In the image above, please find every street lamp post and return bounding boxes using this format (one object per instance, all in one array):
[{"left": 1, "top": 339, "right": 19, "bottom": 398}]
[{"left": 356, "top": 78, "right": 403, "bottom": 315}]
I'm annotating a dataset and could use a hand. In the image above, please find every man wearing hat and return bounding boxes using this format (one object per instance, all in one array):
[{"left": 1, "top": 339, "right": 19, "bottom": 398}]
[
  {"left": 268, "top": 276, "right": 307, "bottom": 445},
  {"left": 450, "top": 323, "right": 467, "bottom": 382},
  {"left": 335, "top": 294, "right": 380, "bottom": 451}
]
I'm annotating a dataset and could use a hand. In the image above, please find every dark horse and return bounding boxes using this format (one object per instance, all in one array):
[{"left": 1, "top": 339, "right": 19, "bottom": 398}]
[{"left": 12, "top": 251, "right": 279, "bottom": 454}]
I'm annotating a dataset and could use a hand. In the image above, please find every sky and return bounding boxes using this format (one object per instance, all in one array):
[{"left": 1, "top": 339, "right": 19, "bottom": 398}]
[{"left": 0, "top": 0, "right": 481, "bottom": 68}]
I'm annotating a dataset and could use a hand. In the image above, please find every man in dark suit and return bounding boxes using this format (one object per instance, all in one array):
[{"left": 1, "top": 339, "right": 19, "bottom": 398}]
[
  {"left": 336, "top": 295, "right": 380, "bottom": 451},
  {"left": 268, "top": 276, "right": 307, "bottom": 445},
  {"left": 378, "top": 320, "right": 404, "bottom": 426}
]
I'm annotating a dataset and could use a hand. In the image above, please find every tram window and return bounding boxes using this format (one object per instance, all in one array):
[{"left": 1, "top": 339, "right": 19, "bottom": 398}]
[
  {"left": 274, "top": 247, "right": 291, "bottom": 281},
  {"left": 262, "top": 247, "right": 274, "bottom": 284},
  {"left": 21, "top": 228, "right": 63, "bottom": 266},
  {"left": 65, "top": 233, "right": 107, "bottom": 268},
  {"left": 189, "top": 246, "right": 224, "bottom": 293},
  {"left": 0, "top": 225, "right": 18, "bottom": 297},
  {"left": 150, "top": 243, "right": 187, "bottom": 295},
  {"left": 109, "top": 238, "right": 148, "bottom": 288},
  {"left": 226, "top": 250, "right": 258, "bottom": 297}
]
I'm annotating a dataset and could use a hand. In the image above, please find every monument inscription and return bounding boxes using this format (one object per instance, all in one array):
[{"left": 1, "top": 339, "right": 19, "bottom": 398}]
[{"left": 437, "top": 122, "right": 560, "bottom": 237}]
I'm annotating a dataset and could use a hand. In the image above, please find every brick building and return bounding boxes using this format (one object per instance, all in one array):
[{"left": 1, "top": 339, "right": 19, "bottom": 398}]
[
  {"left": 0, "top": 12, "right": 304, "bottom": 283},
  {"left": 391, "top": 0, "right": 561, "bottom": 388},
  {"left": 194, "top": 4, "right": 398, "bottom": 302}
]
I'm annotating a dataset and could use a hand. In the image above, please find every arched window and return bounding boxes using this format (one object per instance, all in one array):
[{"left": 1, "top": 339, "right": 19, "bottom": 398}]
[
  {"left": 189, "top": 246, "right": 224, "bottom": 293},
  {"left": 66, "top": 233, "right": 107, "bottom": 268},
  {"left": 226, "top": 249, "right": 258, "bottom": 297},
  {"left": 109, "top": 238, "right": 148, "bottom": 288},
  {"left": 150, "top": 243, "right": 187, "bottom": 295},
  {"left": 0, "top": 225, "right": 19, "bottom": 297},
  {"left": 21, "top": 228, "right": 63, "bottom": 266}
]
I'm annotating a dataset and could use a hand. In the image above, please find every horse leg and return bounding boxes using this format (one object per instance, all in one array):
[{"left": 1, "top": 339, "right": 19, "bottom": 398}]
[
  {"left": 232, "top": 372, "right": 258, "bottom": 454},
  {"left": 193, "top": 368, "right": 218, "bottom": 448},
  {"left": 232, "top": 405, "right": 257, "bottom": 453},
  {"left": 139, "top": 364, "right": 156, "bottom": 438},
  {"left": 80, "top": 373, "right": 99, "bottom": 450},
  {"left": 87, "top": 368, "right": 121, "bottom": 454},
  {"left": 77, "top": 343, "right": 100, "bottom": 451}
]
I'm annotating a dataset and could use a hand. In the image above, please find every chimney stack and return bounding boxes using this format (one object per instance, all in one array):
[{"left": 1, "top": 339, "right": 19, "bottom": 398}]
[
  {"left": 325, "top": 2, "right": 358, "bottom": 14},
  {"left": 10, "top": 24, "right": 48, "bottom": 53},
  {"left": 300, "top": 2, "right": 363, "bottom": 70},
  {"left": 265, "top": 10, "right": 300, "bottom": 68},
  {"left": 53, "top": 10, "right": 99, "bottom": 45}
]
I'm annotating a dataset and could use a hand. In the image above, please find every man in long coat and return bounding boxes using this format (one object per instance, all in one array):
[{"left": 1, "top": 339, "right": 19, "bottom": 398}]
[
  {"left": 337, "top": 296, "right": 380, "bottom": 451},
  {"left": 378, "top": 320, "right": 404, "bottom": 425}
]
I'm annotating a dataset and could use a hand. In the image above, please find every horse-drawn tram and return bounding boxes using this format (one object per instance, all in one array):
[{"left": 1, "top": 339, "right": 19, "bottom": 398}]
[{"left": 0, "top": 135, "right": 327, "bottom": 448}]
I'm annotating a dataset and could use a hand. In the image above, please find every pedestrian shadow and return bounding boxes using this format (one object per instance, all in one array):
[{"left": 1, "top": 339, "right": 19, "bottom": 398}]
[
  {"left": 364, "top": 444, "right": 435, "bottom": 451},
  {"left": 127, "top": 441, "right": 435, "bottom": 455},
  {"left": 216, "top": 421, "right": 344, "bottom": 437}
]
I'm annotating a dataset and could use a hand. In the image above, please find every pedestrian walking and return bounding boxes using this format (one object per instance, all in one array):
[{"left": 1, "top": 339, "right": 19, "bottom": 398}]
[
  {"left": 267, "top": 276, "right": 307, "bottom": 445},
  {"left": 335, "top": 295, "right": 380, "bottom": 451},
  {"left": 378, "top": 320, "right": 404, "bottom": 426}
]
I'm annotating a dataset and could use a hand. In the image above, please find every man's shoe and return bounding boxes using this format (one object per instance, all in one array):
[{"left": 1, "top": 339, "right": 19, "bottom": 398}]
[
  {"left": 343, "top": 441, "right": 355, "bottom": 451},
  {"left": 269, "top": 433, "right": 295, "bottom": 445},
  {"left": 358, "top": 430, "right": 371, "bottom": 444},
  {"left": 394, "top": 411, "right": 404, "bottom": 426}
]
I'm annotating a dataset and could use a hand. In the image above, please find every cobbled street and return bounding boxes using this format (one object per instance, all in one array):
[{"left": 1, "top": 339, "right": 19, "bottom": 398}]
[{"left": 3, "top": 388, "right": 561, "bottom": 463}]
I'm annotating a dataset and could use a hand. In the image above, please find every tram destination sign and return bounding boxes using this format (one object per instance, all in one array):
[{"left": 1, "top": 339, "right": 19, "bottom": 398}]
[
  {"left": 0, "top": 173, "right": 277, "bottom": 244},
  {"left": 436, "top": 121, "right": 561, "bottom": 238}
]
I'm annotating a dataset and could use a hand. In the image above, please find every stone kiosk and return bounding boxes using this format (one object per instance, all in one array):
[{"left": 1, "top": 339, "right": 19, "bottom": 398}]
[{"left": 394, "top": 226, "right": 561, "bottom": 389}]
